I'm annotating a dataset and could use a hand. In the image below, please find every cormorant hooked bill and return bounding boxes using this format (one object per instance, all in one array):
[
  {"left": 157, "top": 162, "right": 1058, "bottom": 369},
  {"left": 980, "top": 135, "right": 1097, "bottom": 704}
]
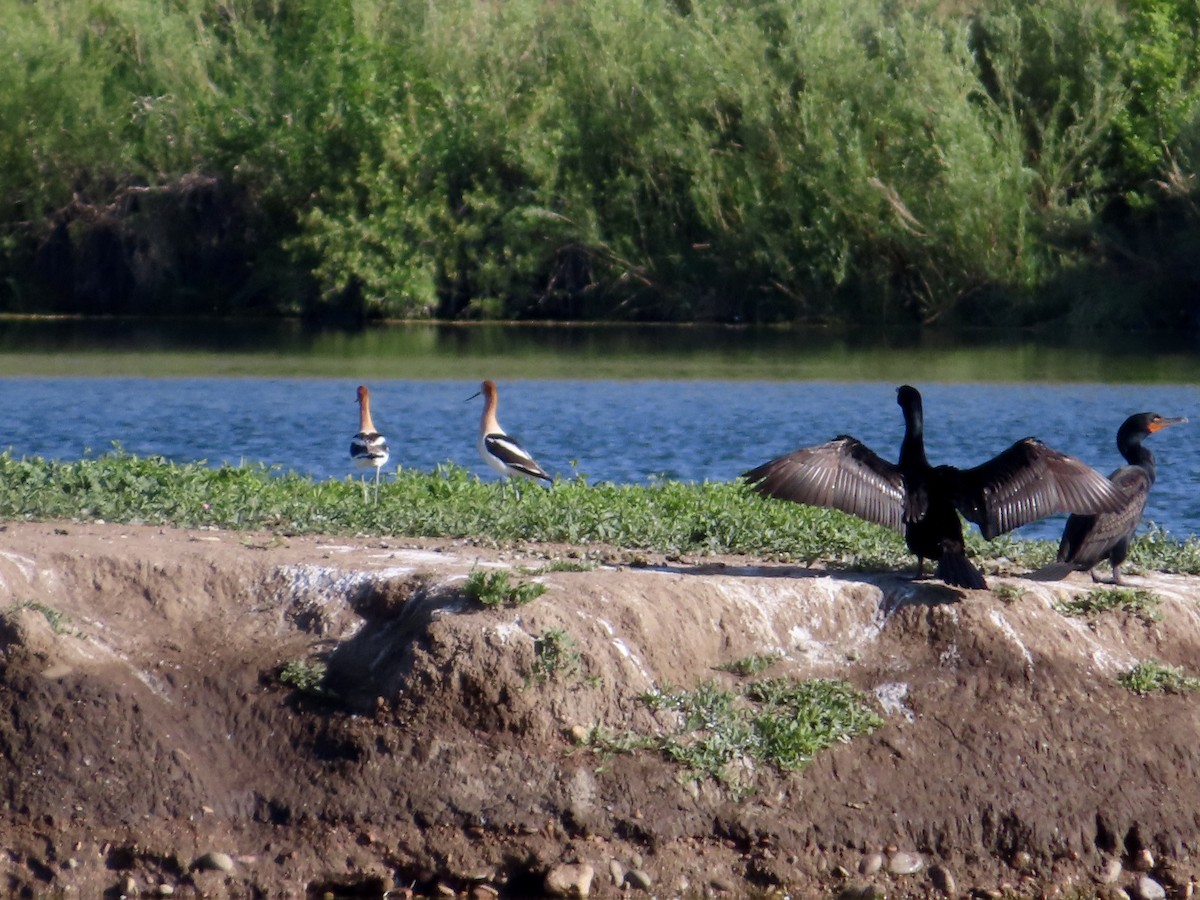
[
  {"left": 743, "top": 385, "right": 1128, "bottom": 590},
  {"left": 1031, "top": 411, "right": 1186, "bottom": 584}
]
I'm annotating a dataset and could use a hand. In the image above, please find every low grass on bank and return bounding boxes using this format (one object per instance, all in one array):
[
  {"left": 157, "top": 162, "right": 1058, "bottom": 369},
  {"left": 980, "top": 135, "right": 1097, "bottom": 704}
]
[
  {"left": 1119, "top": 660, "right": 1200, "bottom": 695},
  {"left": 1054, "top": 587, "right": 1165, "bottom": 623},
  {"left": 2, "top": 450, "right": 1199, "bottom": 576},
  {"left": 586, "top": 675, "right": 883, "bottom": 791}
]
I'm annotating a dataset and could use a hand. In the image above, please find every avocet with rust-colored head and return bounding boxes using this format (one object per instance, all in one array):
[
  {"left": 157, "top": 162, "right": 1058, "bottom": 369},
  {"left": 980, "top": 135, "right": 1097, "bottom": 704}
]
[
  {"left": 468, "top": 380, "right": 551, "bottom": 485},
  {"left": 351, "top": 384, "right": 389, "bottom": 502}
]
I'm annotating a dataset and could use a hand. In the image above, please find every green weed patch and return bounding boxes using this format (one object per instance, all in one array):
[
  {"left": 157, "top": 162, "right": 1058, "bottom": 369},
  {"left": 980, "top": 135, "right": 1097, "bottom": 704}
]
[
  {"left": 1119, "top": 660, "right": 1200, "bottom": 695},
  {"left": 639, "top": 677, "right": 883, "bottom": 788},
  {"left": 1054, "top": 588, "right": 1164, "bottom": 623}
]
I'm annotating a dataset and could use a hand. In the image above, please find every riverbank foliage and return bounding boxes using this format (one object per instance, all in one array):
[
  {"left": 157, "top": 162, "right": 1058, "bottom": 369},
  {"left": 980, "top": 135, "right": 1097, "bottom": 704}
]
[
  {"left": 2, "top": 451, "right": 1199, "bottom": 577},
  {"left": 1, "top": 0, "right": 1199, "bottom": 328}
]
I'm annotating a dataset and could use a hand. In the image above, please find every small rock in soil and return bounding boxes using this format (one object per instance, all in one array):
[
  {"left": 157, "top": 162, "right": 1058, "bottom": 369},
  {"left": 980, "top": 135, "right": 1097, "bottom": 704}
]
[
  {"left": 625, "top": 869, "right": 652, "bottom": 891},
  {"left": 888, "top": 851, "right": 924, "bottom": 875},
  {"left": 544, "top": 863, "right": 594, "bottom": 898},
  {"left": 859, "top": 853, "right": 884, "bottom": 875},
  {"left": 607, "top": 859, "right": 625, "bottom": 885},
  {"left": 709, "top": 874, "right": 737, "bottom": 892},
  {"left": 1095, "top": 857, "right": 1123, "bottom": 884},
  {"left": 929, "top": 863, "right": 957, "bottom": 897},
  {"left": 838, "top": 884, "right": 884, "bottom": 900},
  {"left": 192, "top": 851, "right": 234, "bottom": 873},
  {"left": 1132, "top": 874, "right": 1167, "bottom": 900}
]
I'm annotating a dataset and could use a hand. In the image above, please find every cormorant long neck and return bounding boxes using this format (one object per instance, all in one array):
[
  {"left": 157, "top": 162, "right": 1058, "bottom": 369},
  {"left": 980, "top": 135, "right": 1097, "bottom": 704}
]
[
  {"left": 896, "top": 386, "right": 930, "bottom": 471},
  {"left": 1117, "top": 425, "right": 1156, "bottom": 482}
]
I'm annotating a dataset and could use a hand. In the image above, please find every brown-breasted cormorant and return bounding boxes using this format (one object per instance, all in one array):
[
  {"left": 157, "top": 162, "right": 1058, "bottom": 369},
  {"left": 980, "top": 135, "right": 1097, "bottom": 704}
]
[
  {"left": 744, "top": 385, "right": 1128, "bottom": 589},
  {"left": 1030, "top": 411, "right": 1186, "bottom": 584}
]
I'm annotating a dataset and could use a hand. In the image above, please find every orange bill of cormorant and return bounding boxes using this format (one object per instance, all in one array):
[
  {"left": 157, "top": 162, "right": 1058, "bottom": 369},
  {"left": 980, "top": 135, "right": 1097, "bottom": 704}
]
[
  {"left": 743, "top": 385, "right": 1128, "bottom": 590},
  {"left": 1030, "top": 411, "right": 1186, "bottom": 584}
]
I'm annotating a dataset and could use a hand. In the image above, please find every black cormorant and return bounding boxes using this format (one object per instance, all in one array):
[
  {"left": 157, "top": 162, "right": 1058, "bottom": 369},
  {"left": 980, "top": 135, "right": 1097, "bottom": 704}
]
[
  {"left": 744, "top": 385, "right": 1128, "bottom": 589},
  {"left": 1031, "top": 411, "right": 1186, "bottom": 584}
]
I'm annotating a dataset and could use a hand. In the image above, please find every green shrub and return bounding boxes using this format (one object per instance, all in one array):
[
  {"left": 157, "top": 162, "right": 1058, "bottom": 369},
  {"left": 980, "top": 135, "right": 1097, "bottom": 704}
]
[
  {"left": 464, "top": 568, "right": 546, "bottom": 608},
  {"left": 533, "top": 628, "right": 582, "bottom": 681},
  {"left": 1119, "top": 659, "right": 1200, "bottom": 694},
  {"left": 640, "top": 676, "right": 882, "bottom": 787},
  {"left": 279, "top": 658, "right": 328, "bottom": 695},
  {"left": 1054, "top": 587, "right": 1164, "bottom": 622}
]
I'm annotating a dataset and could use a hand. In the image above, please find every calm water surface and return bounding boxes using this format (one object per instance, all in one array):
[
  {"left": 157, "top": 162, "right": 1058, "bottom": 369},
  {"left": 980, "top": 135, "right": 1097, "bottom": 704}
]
[{"left": 2, "top": 377, "right": 1196, "bottom": 541}]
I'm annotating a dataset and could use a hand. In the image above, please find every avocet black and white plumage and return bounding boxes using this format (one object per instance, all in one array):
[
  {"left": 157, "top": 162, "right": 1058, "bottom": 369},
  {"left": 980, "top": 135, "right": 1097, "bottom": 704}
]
[
  {"left": 469, "top": 379, "right": 551, "bottom": 484},
  {"left": 351, "top": 384, "right": 389, "bottom": 502}
]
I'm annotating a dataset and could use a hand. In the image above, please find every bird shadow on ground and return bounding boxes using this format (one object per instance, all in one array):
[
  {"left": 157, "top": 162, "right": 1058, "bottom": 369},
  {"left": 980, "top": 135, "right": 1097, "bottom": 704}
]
[
  {"left": 877, "top": 578, "right": 965, "bottom": 611},
  {"left": 639, "top": 560, "right": 967, "bottom": 608}
]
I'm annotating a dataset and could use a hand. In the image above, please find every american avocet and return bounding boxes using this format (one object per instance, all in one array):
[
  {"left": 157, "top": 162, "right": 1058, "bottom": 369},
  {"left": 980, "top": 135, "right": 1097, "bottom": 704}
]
[
  {"left": 351, "top": 385, "right": 389, "bottom": 503},
  {"left": 1032, "top": 411, "right": 1186, "bottom": 584},
  {"left": 744, "top": 384, "right": 1126, "bottom": 590},
  {"left": 468, "top": 380, "right": 551, "bottom": 485}
]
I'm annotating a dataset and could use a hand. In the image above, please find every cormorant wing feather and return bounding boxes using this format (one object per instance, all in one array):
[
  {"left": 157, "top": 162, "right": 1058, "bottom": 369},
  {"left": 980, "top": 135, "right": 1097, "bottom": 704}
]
[
  {"left": 484, "top": 432, "right": 550, "bottom": 480},
  {"left": 1056, "top": 466, "right": 1151, "bottom": 565},
  {"left": 743, "top": 436, "right": 906, "bottom": 532},
  {"left": 953, "top": 438, "right": 1127, "bottom": 539}
]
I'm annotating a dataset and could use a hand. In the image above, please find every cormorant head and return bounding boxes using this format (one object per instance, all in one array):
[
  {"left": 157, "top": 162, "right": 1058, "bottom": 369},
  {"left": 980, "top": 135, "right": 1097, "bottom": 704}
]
[
  {"left": 1118, "top": 412, "right": 1187, "bottom": 447},
  {"left": 896, "top": 385, "right": 922, "bottom": 413}
]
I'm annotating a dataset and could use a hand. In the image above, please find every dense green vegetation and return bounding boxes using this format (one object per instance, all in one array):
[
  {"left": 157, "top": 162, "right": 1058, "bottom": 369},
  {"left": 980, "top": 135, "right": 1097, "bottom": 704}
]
[
  {"left": 2, "top": 0, "right": 1199, "bottom": 327},
  {"left": 3, "top": 450, "right": 1200, "bottom": 576}
]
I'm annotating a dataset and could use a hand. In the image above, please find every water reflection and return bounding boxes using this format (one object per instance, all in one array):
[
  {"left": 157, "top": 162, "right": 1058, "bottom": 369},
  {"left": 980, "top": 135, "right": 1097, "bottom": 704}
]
[{"left": 0, "top": 318, "right": 1197, "bottom": 382}]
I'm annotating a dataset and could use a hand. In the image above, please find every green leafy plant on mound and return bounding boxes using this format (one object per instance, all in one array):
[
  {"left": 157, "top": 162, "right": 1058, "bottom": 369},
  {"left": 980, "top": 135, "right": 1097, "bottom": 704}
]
[
  {"left": 1119, "top": 660, "right": 1200, "bottom": 695},
  {"left": 13, "top": 599, "right": 75, "bottom": 635},
  {"left": 636, "top": 677, "right": 883, "bottom": 789},
  {"left": 718, "top": 654, "right": 782, "bottom": 677},
  {"left": 464, "top": 569, "right": 547, "bottom": 608},
  {"left": 1054, "top": 588, "right": 1164, "bottom": 623},
  {"left": 532, "top": 628, "right": 582, "bottom": 682},
  {"left": 991, "top": 583, "right": 1026, "bottom": 605},
  {"left": 278, "top": 659, "right": 329, "bottom": 697}
]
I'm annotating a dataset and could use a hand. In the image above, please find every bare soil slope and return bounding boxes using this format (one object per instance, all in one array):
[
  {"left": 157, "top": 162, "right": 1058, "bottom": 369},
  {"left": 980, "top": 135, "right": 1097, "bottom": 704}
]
[{"left": 0, "top": 521, "right": 1198, "bottom": 898}]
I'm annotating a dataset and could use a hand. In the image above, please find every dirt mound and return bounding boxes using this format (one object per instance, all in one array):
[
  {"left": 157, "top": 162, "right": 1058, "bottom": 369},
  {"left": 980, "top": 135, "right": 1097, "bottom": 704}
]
[{"left": 1, "top": 521, "right": 1198, "bottom": 898}]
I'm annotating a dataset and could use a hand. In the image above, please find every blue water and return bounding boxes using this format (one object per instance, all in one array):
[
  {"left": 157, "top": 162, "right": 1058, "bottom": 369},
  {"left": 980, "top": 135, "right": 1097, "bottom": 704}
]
[{"left": 1, "top": 378, "right": 1196, "bottom": 540}]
